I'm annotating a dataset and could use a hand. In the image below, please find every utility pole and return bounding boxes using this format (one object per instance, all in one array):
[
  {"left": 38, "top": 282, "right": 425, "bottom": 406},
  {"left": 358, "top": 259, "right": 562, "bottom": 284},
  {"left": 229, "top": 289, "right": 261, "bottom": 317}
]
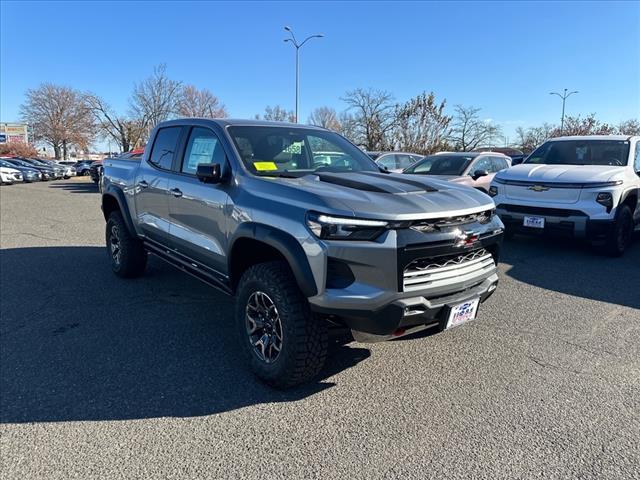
[
  {"left": 284, "top": 26, "right": 324, "bottom": 123},
  {"left": 550, "top": 88, "right": 578, "bottom": 134}
]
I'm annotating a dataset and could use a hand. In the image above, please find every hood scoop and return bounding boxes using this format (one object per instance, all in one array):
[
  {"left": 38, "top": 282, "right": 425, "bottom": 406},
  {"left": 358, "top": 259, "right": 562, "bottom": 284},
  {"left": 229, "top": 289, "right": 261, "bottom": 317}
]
[{"left": 316, "top": 172, "right": 438, "bottom": 194}]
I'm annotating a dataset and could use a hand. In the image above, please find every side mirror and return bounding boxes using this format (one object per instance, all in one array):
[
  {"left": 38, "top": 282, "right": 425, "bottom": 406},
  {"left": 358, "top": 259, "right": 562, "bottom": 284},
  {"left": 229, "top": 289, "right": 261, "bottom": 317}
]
[
  {"left": 196, "top": 163, "right": 222, "bottom": 184},
  {"left": 473, "top": 169, "right": 488, "bottom": 180}
]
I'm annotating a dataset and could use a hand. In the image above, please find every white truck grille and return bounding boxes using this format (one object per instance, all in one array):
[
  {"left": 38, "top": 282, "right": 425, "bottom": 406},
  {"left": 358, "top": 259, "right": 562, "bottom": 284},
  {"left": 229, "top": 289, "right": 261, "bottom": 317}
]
[{"left": 403, "top": 248, "right": 495, "bottom": 292}]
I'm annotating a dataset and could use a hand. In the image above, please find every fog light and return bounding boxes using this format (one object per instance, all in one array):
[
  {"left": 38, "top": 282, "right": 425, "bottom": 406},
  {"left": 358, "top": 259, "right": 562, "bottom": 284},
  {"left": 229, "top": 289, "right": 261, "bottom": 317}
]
[
  {"left": 596, "top": 192, "right": 613, "bottom": 208},
  {"left": 488, "top": 186, "right": 498, "bottom": 197}
]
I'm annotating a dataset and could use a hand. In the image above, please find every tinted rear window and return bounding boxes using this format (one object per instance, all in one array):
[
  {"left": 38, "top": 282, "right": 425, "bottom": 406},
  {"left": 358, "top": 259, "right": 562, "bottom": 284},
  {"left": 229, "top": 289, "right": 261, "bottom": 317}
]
[{"left": 149, "top": 127, "right": 182, "bottom": 170}]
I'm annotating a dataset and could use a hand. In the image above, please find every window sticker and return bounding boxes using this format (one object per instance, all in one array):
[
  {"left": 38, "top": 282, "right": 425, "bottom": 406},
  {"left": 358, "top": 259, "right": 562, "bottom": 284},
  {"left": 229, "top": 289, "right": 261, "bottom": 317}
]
[
  {"left": 253, "top": 161, "right": 278, "bottom": 171},
  {"left": 187, "top": 137, "right": 216, "bottom": 170}
]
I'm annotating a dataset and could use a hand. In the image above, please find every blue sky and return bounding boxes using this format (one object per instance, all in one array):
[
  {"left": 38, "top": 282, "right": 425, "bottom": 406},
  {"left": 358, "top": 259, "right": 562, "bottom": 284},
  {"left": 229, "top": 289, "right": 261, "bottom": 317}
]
[{"left": 1, "top": 0, "right": 639, "bottom": 148}]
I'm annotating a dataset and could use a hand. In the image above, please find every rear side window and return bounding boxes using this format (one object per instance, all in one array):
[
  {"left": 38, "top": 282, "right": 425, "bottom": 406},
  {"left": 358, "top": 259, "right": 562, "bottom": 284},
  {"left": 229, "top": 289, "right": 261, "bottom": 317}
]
[
  {"left": 377, "top": 155, "right": 397, "bottom": 170},
  {"left": 397, "top": 154, "right": 415, "bottom": 169},
  {"left": 491, "top": 156, "right": 509, "bottom": 172},
  {"left": 149, "top": 127, "right": 181, "bottom": 170},
  {"left": 181, "top": 127, "right": 225, "bottom": 175},
  {"left": 634, "top": 143, "right": 640, "bottom": 173}
]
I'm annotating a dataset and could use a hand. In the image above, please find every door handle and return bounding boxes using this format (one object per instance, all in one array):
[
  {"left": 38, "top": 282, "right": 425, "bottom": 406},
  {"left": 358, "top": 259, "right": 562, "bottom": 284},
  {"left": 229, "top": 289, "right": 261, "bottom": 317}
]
[
  {"left": 169, "top": 188, "right": 183, "bottom": 198},
  {"left": 138, "top": 180, "right": 149, "bottom": 189}
]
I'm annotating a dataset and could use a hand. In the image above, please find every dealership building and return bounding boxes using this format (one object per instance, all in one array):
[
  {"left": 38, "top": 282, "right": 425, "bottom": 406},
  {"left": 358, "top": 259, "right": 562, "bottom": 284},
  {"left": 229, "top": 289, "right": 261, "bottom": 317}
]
[{"left": 0, "top": 123, "right": 29, "bottom": 144}]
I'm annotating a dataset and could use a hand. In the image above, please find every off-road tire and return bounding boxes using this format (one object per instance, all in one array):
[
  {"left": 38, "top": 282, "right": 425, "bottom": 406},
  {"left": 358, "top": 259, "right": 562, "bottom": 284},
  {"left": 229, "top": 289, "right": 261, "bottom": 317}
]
[
  {"left": 106, "top": 211, "right": 147, "bottom": 278},
  {"left": 600, "top": 205, "right": 633, "bottom": 257},
  {"left": 235, "top": 261, "right": 328, "bottom": 389}
]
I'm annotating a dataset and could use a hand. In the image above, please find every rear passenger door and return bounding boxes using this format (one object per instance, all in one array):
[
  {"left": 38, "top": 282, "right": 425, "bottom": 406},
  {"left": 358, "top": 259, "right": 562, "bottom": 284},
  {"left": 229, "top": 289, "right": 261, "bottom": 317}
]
[
  {"left": 167, "top": 126, "right": 231, "bottom": 275},
  {"left": 135, "top": 126, "right": 183, "bottom": 244}
]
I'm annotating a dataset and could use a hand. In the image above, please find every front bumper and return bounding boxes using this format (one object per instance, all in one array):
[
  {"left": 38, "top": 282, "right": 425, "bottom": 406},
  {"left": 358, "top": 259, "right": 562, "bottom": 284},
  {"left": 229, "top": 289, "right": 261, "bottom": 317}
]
[
  {"left": 496, "top": 204, "right": 615, "bottom": 241},
  {"left": 311, "top": 273, "right": 499, "bottom": 337},
  {"left": 308, "top": 217, "right": 503, "bottom": 337}
]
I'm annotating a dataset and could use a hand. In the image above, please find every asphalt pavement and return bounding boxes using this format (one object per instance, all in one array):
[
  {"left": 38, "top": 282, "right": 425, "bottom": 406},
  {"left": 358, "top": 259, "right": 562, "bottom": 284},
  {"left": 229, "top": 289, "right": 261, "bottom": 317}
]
[{"left": 1, "top": 178, "right": 639, "bottom": 479}]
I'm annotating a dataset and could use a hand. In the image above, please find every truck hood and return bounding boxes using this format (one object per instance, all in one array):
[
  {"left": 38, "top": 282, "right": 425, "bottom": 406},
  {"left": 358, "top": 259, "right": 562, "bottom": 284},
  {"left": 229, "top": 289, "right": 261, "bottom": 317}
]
[
  {"left": 252, "top": 171, "right": 494, "bottom": 221},
  {"left": 495, "top": 164, "right": 626, "bottom": 185}
]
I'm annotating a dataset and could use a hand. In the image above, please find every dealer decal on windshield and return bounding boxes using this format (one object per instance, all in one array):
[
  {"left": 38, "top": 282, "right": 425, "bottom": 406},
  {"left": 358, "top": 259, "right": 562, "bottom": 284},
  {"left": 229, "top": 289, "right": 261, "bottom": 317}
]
[{"left": 253, "top": 162, "right": 278, "bottom": 171}]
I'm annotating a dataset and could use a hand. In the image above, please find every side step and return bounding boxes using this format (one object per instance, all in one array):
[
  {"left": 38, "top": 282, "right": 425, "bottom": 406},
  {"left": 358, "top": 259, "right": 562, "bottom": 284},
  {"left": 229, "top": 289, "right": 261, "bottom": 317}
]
[{"left": 143, "top": 241, "right": 233, "bottom": 296}]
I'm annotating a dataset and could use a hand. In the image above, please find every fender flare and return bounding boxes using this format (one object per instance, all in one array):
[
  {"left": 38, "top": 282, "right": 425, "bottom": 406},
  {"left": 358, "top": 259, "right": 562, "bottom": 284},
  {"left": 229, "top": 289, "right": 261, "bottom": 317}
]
[
  {"left": 229, "top": 223, "right": 318, "bottom": 298},
  {"left": 101, "top": 185, "right": 137, "bottom": 236}
]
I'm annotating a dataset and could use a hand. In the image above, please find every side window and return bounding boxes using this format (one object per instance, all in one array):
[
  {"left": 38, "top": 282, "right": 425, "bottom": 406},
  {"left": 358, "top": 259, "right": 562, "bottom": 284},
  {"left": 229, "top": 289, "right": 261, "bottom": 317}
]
[
  {"left": 149, "top": 127, "right": 181, "bottom": 170},
  {"left": 377, "top": 155, "right": 397, "bottom": 170},
  {"left": 634, "top": 143, "right": 640, "bottom": 173},
  {"left": 182, "top": 127, "right": 225, "bottom": 175},
  {"left": 396, "top": 154, "right": 415, "bottom": 169},
  {"left": 491, "top": 156, "right": 508, "bottom": 172},
  {"left": 471, "top": 157, "right": 492, "bottom": 174}
]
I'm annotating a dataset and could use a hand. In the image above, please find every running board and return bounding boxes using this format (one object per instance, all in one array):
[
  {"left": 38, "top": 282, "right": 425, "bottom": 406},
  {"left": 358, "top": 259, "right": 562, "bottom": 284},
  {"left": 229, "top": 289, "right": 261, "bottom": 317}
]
[{"left": 143, "top": 241, "right": 233, "bottom": 296}]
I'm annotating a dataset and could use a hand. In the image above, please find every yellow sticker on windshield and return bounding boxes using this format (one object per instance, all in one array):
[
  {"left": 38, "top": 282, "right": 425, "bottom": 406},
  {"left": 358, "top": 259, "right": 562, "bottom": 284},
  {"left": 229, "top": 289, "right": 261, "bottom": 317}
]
[{"left": 253, "top": 162, "right": 278, "bottom": 171}]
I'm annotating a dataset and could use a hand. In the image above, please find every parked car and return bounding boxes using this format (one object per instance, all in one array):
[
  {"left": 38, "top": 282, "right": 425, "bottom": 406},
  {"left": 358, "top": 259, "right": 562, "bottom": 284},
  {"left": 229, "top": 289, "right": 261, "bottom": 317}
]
[
  {"left": 403, "top": 151, "right": 511, "bottom": 193},
  {"left": 5, "top": 158, "right": 55, "bottom": 180},
  {"left": 34, "top": 159, "right": 66, "bottom": 179},
  {"left": 75, "top": 160, "right": 95, "bottom": 176},
  {"left": 0, "top": 159, "right": 42, "bottom": 182},
  {"left": 368, "top": 151, "right": 422, "bottom": 172},
  {"left": 102, "top": 119, "right": 503, "bottom": 388},
  {"left": 90, "top": 159, "right": 103, "bottom": 185},
  {"left": 473, "top": 147, "right": 528, "bottom": 165},
  {"left": 56, "top": 160, "right": 78, "bottom": 177},
  {"left": 0, "top": 164, "right": 23, "bottom": 185},
  {"left": 490, "top": 135, "right": 640, "bottom": 256}
]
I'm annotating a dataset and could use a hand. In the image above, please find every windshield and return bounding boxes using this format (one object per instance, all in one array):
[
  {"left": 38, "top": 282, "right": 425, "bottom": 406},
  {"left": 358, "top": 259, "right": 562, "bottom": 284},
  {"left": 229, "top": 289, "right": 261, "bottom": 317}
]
[
  {"left": 227, "top": 126, "right": 379, "bottom": 176},
  {"left": 526, "top": 140, "right": 630, "bottom": 166},
  {"left": 404, "top": 155, "right": 474, "bottom": 175}
]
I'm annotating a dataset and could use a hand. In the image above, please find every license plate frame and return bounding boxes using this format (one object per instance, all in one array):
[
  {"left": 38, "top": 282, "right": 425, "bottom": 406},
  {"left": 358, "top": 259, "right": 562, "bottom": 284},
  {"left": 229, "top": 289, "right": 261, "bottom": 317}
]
[
  {"left": 523, "top": 216, "right": 545, "bottom": 229},
  {"left": 446, "top": 298, "right": 480, "bottom": 329}
]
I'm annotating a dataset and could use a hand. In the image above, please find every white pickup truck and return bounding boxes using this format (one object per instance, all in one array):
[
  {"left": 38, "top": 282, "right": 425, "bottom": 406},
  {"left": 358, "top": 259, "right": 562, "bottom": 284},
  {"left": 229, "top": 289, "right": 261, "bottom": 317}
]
[{"left": 490, "top": 135, "right": 640, "bottom": 256}]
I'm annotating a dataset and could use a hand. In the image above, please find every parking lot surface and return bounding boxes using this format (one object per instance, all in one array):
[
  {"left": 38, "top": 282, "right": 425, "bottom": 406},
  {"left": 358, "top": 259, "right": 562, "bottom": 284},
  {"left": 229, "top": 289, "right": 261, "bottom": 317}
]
[{"left": 1, "top": 178, "right": 639, "bottom": 479}]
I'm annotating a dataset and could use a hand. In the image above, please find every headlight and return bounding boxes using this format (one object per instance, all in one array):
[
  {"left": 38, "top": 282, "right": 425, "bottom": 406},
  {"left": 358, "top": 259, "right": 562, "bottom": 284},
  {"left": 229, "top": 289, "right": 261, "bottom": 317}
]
[
  {"left": 306, "top": 212, "right": 388, "bottom": 240},
  {"left": 596, "top": 192, "right": 613, "bottom": 208}
]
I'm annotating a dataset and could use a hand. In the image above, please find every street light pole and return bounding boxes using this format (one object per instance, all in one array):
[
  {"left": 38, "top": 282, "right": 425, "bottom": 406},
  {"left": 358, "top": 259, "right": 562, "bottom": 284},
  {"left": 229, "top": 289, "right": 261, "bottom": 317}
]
[
  {"left": 550, "top": 88, "right": 578, "bottom": 134},
  {"left": 284, "top": 26, "right": 323, "bottom": 123}
]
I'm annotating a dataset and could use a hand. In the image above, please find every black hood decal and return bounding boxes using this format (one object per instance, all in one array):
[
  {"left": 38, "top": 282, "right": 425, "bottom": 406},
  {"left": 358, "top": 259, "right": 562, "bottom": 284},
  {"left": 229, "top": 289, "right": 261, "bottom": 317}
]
[{"left": 316, "top": 172, "right": 438, "bottom": 194}]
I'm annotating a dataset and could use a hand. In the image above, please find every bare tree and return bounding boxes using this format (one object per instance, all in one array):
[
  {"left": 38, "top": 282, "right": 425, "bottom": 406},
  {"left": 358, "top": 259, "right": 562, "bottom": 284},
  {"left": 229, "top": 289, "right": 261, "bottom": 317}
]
[
  {"left": 256, "top": 105, "right": 296, "bottom": 122},
  {"left": 549, "top": 113, "right": 615, "bottom": 137},
  {"left": 338, "top": 111, "right": 358, "bottom": 143},
  {"left": 307, "top": 106, "right": 341, "bottom": 131},
  {"left": 85, "top": 94, "right": 146, "bottom": 152},
  {"left": 20, "top": 83, "right": 95, "bottom": 159},
  {"left": 177, "top": 85, "right": 228, "bottom": 118},
  {"left": 514, "top": 124, "right": 555, "bottom": 153},
  {"left": 514, "top": 123, "right": 554, "bottom": 152},
  {"left": 129, "top": 64, "right": 182, "bottom": 140},
  {"left": 617, "top": 119, "right": 640, "bottom": 136},
  {"left": 449, "top": 105, "right": 502, "bottom": 151},
  {"left": 392, "top": 92, "right": 451, "bottom": 155},
  {"left": 341, "top": 88, "right": 396, "bottom": 150}
]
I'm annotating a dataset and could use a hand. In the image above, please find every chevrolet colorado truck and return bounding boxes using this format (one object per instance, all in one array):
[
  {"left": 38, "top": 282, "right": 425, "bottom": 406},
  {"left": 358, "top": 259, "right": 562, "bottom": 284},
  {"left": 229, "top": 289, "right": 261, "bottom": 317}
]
[
  {"left": 490, "top": 135, "right": 640, "bottom": 256},
  {"left": 101, "top": 119, "right": 504, "bottom": 387}
]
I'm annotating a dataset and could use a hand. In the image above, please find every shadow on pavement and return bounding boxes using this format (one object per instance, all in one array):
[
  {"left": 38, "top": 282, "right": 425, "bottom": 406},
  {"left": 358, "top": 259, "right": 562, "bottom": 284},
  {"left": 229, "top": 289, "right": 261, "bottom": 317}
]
[
  {"left": 0, "top": 246, "right": 369, "bottom": 424},
  {"left": 501, "top": 233, "right": 640, "bottom": 310},
  {"left": 48, "top": 180, "right": 98, "bottom": 194}
]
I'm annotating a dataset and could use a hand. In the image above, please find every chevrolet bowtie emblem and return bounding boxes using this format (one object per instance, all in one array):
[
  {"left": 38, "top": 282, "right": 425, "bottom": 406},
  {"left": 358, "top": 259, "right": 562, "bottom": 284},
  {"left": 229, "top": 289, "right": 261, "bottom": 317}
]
[
  {"left": 455, "top": 230, "right": 479, "bottom": 247},
  {"left": 528, "top": 185, "right": 550, "bottom": 192}
]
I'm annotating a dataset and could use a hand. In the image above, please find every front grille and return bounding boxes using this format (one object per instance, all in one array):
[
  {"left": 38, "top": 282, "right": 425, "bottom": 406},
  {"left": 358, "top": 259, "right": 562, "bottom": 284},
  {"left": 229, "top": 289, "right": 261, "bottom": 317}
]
[
  {"left": 403, "top": 248, "right": 495, "bottom": 292},
  {"left": 410, "top": 210, "right": 493, "bottom": 232},
  {"left": 497, "top": 204, "right": 586, "bottom": 217}
]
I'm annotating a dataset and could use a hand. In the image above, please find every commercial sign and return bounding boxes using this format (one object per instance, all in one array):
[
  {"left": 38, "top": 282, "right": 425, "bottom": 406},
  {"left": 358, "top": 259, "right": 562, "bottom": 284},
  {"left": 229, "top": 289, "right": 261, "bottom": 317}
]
[{"left": 0, "top": 123, "right": 28, "bottom": 144}]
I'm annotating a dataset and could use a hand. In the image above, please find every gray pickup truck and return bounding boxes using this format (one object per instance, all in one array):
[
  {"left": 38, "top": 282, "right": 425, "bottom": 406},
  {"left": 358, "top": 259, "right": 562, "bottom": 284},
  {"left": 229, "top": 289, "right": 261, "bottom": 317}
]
[{"left": 101, "top": 119, "right": 504, "bottom": 387}]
